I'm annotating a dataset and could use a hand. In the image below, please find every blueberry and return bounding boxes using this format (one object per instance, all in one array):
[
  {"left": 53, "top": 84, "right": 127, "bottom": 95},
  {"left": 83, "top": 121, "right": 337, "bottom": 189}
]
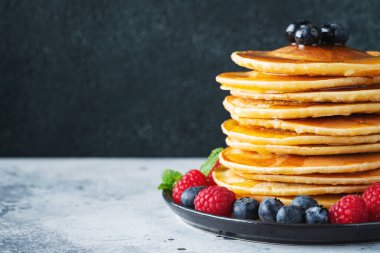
[
  {"left": 276, "top": 205, "right": 305, "bottom": 224},
  {"left": 320, "top": 24, "right": 335, "bottom": 44},
  {"left": 181, "top": 186, "right": 206, "bottom": 208},
  {"left": 291, "top": 195, "right": 318, "bottom": 210},
  {"left": 305, "top": 206, "right": 329, "bottom": 224},
  {"left": 233, "top": 197, "right": 260, "bottom": 219},
  {"left": 294, "top": 25, "right": 321, "bottom": 45},
  {"left": 258, "top": 198, "right": 284, "bottom": 222},
  {"left": 285, "top": 20, "right": 311, "bottom": 43},
  {"left": 321, "top": 23, "right": 349, "bottom": 45}
]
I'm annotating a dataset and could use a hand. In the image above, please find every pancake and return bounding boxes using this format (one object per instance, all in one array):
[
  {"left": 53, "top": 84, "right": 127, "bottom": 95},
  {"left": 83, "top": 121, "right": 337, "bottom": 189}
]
[
  {"left": 225, "top": 84, "right": 380, "bottom": 102},
  {"left": 222, "top": 119, "right": 380, "bottom": 146},
  {"left": 231, "top": 45, "right": 380, "bottom": 76},
  {"left": 224, "top": 96, "right": 380, "bottom": 119},
  {"left": 219, "top": 147, "right": 380, "bottom": 175},
  {"left": 216, "top": 71, "right": 372, "bottom": 93},
  {"left": 213, "top": 166, "right": 368, "bottom": 196},
  {"left": 234, "top": 194, "right": 342, "bottom": 208},
  {"left": 226, "top": 137, "right": 380, "bottom": 155},
  {"left": 234, "top": 168, "right": 380, "bottom": 185},
  {"left": 231, "top": 114, "right": 380, "bottom": 136}
]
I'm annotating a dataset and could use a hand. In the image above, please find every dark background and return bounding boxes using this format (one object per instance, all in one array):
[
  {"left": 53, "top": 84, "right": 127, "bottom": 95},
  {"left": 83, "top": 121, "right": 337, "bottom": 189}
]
[{"left": 1, "top": 0, "right": 380, "bottom": 157}]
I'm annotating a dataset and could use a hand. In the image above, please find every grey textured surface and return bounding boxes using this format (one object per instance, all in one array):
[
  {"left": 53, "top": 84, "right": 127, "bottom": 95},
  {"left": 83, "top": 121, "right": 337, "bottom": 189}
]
[
  {"left": 2, "top": 0, "right": 380, "bottom": 156},
  {"left": 0, "top": 159, "right": 379, "bottom": 252}
]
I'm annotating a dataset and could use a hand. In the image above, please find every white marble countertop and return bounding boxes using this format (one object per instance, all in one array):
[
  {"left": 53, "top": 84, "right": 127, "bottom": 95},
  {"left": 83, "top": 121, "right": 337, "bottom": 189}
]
[{"left": 0, "top": 158, "right": 379, "bottom": 252}]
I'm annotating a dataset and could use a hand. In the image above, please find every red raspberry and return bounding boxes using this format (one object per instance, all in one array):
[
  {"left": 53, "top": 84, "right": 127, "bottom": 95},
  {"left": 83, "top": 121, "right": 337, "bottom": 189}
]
[
  {"left": 329, "top": 195, "right": 368, "bottom": 224},
  {"left": 362, "top": 182, "right": 380, "bottom": 222},
  {"left": 207, "top": 160, "right": 221, "bottom": 186},
  {"left": 194, "top": 186, "right": 236, "bottom": 216},
  {"left": 172, "top": 170, "right": 207, "bottom": 204}
]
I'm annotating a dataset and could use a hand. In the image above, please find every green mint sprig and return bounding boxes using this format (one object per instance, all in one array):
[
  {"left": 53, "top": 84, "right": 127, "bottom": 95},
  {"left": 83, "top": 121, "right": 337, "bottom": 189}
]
[
  {"left": 158, "top": 169, "right": 182, "bottom": 191},
  {"left": 200, "top": 147, "right": 223, "bottom": 176}
]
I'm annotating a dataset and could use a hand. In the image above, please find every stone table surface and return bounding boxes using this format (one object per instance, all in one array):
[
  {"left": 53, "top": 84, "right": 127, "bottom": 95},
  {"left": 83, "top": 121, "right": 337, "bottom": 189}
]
[{"left": 0, "top": 158, "right": 379, "bottom": 253}]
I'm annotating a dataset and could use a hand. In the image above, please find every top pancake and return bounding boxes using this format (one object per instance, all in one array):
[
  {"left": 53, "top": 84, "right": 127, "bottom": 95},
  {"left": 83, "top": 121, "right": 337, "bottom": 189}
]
[
  {"left": 216, "top": 71, "right": 374, "bottom": 93},
  {"left": 231, "top": 45, "right": 380, "bottom": 76}
]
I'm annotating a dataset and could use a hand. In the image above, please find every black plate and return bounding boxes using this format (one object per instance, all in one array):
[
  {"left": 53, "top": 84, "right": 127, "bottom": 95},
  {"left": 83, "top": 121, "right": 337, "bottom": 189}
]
[{"left": 163, "top": 191, "right": 380, "bottom": 245}]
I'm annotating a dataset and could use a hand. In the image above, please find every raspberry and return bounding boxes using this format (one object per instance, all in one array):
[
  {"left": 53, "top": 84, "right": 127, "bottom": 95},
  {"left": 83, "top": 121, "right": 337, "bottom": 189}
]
[
  {"left": 172, "top": 170, "right": 207, "bottom": 204},
  {"left": 207, "top": 160, "right": 220, "bottom": 186},
  {"left": 329, "top": 195, "right": 368, "bottom": 224},
  {"left": 362, "top": 182, "right": 380, "bottom": 222},
  {"left": 194, "top": 186, "right": 236, "bottom": 216}
]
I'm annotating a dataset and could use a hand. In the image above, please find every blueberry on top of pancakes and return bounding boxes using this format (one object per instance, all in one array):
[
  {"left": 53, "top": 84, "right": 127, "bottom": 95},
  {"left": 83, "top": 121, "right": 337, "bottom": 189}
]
[
  {"left": 321, "top": 23, "right": 350, "bottom": 45},
  {"left": 285, "top": 21, "right": 349, "bottom": 46},
  {"left": 294, "top": 24, "right": 321, "bottom": 46},
  {"left": 285, "top": 21, "right": 311, "bottom": 43}
]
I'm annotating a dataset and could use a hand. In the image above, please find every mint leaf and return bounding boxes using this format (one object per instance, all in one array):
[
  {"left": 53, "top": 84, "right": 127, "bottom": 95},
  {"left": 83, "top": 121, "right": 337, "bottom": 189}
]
[
  {"left": 200, "top": 147, "right": 224, "bottom": 176},
  {"left": 158, "top": 169, "right": 182, "bottom": 191}
]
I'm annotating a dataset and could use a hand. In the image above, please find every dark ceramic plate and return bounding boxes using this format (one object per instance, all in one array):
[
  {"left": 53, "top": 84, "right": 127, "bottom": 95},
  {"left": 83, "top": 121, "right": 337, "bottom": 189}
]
[{"left": 163, "top": 191, "right": 380, "bottom": 245}]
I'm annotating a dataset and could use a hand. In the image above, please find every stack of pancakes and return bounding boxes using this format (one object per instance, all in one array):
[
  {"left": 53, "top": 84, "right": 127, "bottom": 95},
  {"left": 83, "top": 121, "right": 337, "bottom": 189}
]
[{"left": 213, "top": 45, "right": 380, "bottom": 208}]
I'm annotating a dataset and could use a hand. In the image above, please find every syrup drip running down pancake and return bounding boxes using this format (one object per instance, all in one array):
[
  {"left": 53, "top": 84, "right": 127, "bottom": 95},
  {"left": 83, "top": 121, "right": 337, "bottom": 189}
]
[
  {"left": 216, "top": 71, "right": 374, "bottom": 93},
  {"left": 231, "top": 114, "right": 380, "bottom": 136},
  {"left": 231, "top": 45, "right": 380, "bottom": 76},
  {"left": 213, "top": 166, "right": 368, "bottom": 196},
  {"left": 219, "top": 147, "right": 380, "bottom": 175},
  {"left": 222, "top": 119, "right": 380, "bottom": 146},
  {"left": 224, "top": 96, "right": 380, "bottom": 119}
]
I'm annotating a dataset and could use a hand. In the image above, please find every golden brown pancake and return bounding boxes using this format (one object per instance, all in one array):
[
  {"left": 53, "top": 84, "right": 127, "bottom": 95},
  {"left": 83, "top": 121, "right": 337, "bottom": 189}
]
[
  {"left": 216, "top": 71, "right": 373, "bottom": 93},
  {"left": 219, "top": 147, "right": 380, "bottom": 175},
  {"left": 231, "top": 45, "right": 380, "bottom": 76},
  {"left": 222, "top": 119, "right": 380, "bottom": 145},
  {"left": 213, "top": 166, "right": 368, "bottom": 196},
  {"left": 224, "top": 96, "right": 380, "bottom": 119},
  {"left": 225, "top": 84, "right": 380, "bottom": 102},
  {"left": 231, "top": 114, "right": 380, "bottom": 136},
  {"left": 234, "top": 168, "right": 380, "bottom": 185},
  {"left": 226, "top": 137, "right": 380, "bottom": 155}
]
